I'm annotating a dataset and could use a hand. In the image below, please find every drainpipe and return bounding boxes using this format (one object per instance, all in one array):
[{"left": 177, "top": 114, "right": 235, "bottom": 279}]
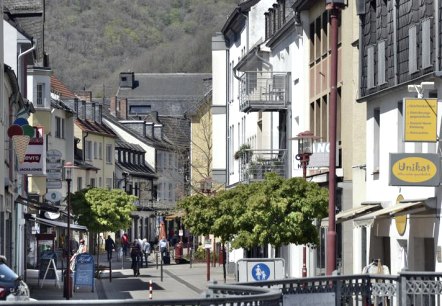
[
  {"left": 435, "top": 0, "right": 439, "bottom": 71},
  {"left": 83, "top": 132, "right": 89, "bottom": 162},
  {"left": 17, "top": 41, "right": 36, "bottom": 93},
  {"left": 15, "top": 41, "right": 35, "bottom": 276}
]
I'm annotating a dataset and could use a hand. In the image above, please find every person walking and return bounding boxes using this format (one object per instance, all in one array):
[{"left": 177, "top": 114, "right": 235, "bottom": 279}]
[
  {"left": 121, "top": 233, "right": 129, "bottom": 257},
  {"left": 130, "top": 241, "right": 142, "bottom": 276},
  {"left": 159, "top": 236, "right": 170, "bottom": 264},
  {"left": 105, "top": 235, "right": 115, "bottom": 261},
  {"left": 142, "top": 238, "right": 151, "bottom": 267}
]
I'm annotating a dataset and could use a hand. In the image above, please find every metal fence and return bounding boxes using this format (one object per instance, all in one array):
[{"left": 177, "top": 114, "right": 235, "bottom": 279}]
[
  {"left": 2, "top": 283, "right": 281, "bottom": 306},
  {"left": 238, "top": 271, "right": 442, "bottom": 306}
]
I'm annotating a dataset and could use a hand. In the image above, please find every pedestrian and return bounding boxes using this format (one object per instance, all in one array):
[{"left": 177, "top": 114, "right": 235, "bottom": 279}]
[
  {"left": 142, "top": 238, "right": 151, "bottom": 267},
  {"left": 70, "top": 238, "right": 79, "bottom": 256},
  {"left": 105, "top": 235, "right": 115, "bottom": 261},
  {"left": 121, "top": 233, "right": 129, "bottom": 257},
  {"left": 70, "top": 239, "right": 87, "bottom": 271},
  {"left": 130, "top": 241, "right": 142, "bottom": 276},
  {"left": 159, "top": 236, "right": 170, "bottom": 264}
]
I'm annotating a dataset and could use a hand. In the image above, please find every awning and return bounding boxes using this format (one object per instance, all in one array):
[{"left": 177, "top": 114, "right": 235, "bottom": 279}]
[
  {"left": 321, "top": 203, "right": 381, "bottom": 227},
  {"left": 353, "top": 201, "right": 426, "bottom": 227},
  {"left": 165, "top": 211, "right": 185, "bottom": 221},
  {"left": 16, "top": 195, "right": 59, "bottom": 212},
  {"left": 31, "top": 216, "right": 88, "bottom": 231}
]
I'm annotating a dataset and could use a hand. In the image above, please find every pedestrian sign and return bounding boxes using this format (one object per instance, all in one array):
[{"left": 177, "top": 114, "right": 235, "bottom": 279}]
[
  {"left": 237, "top": 258, "right": 285, "bottom": 282},
  {"left": 251, "top": 263, "right": 270, "bottom": 281}
]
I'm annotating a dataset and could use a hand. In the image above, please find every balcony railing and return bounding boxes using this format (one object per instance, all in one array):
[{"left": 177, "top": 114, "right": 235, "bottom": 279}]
[
  {"left": 239, "top": 72, "right": 289, "bottom": 112},
  {"left": 240, "top": 149, "right": 287, "bottom": 182}
]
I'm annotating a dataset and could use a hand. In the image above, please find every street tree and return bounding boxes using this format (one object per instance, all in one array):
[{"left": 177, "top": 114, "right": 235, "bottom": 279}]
[
  {"left": 71, "top": 188, "right": 137, "bottom": 233},
  {"left": 70, "top": 187, "right": 137, "bottom": 261}
]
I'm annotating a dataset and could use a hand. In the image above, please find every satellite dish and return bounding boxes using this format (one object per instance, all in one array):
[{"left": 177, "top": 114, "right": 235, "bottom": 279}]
[
  {"left": 44, "top": 211, "right": 60, "bottom": 220},
  {"left": 45, "top": 191, "right": 62, "bottom": 202}
]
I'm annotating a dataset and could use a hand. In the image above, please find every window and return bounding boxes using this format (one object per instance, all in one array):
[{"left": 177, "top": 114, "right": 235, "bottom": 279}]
[
  {"left": 409, "top": 25, "right": 417, "bottom": 74},
  {"left": 422, "top": 19, "right": 431, "bottom": 69},
  {"left": 77, "top": 177, "right": 83, "bottom": 190},
  {"left": 99, "top": 177, "right": 102, "bottom": 187},
  {"left": 94, "top": 142, "right": 98, "bottom": 159},
  {"left": 37, "top": 83, "right": 44, "bottom": 106},
  {"left": 55, "top": 116, "right": 65, "bottom": 139},
  {"left": 367, "top": 45, "right": 374, "bottom": 88},
  {"left": 90, "top": 178, "right": 96, "bottom": 187},
  {"left": 85, "top": 141, "right": 92, "bottom": 161},
  {"left": 377, "top": 40, "right": 386, "bottom": 85},
  {"left": 106, "top": 178, "right": 112, "bottom": 190},
  {"left": 129, "top": 105, "right": 151, "bottom": 115},
  {"left": 106, "top": 144, "right": 113, "bottom": 164},
  {"left": 99, "top": 143, "right": 103, "bottom": 160}
]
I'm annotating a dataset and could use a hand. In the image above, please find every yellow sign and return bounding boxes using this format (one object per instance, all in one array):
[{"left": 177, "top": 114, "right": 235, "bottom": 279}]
[
  {"left": 392, "top": 156, "right": 438, "bottom": 183},
  {"left": 395, "top": 194, "right": 406, "bottom": 236},
  {"left": 404, "top": 98, "right": 437, "bottom": 142}
]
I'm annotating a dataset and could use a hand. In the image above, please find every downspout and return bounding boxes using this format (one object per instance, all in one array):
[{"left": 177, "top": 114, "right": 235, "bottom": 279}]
[
  {"left": 17, "top": 41, "right": 36, "bottom": 93},
  {"left": 392, "top": 2, "right": 398, "bottom": 84},
  {"left": 16, "top": 42, "right": 35, "bottom": 276},
  {"left": 83, "top": 132, "right": 89, "bottom": 162}
]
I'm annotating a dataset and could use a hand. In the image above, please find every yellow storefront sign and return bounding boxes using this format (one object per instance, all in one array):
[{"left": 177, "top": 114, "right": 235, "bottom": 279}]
[
  {"left": 404, "top": 98, "right": 437, "bottom": 142},
  {"left": 392, "top": 156, "right": 437, "bottom": 183}
]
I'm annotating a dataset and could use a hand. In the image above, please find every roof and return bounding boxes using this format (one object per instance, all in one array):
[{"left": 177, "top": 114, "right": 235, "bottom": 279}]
[
  {"left": 51, "top": 75, "right": 76, "bottom": 99},
  {"left": 75, "top": 118, "right": 118, "bottom": 138},
  {"left": 117, "top": 73, "right": 211, "bottom": 102},
  {"left": 221, "top": 0, "right": 260, "bottom": 35},
  {"left": 51, "top": 98, "right": 75, "bottom": 114},
  {"left": 116, "top": 140, "right": 146, "bottom": 153},
  {"left": 116, "top": 162, "right": 156, "bottom": 179}
]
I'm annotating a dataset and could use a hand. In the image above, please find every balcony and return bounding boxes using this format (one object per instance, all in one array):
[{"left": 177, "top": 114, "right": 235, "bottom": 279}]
[
  {"left": 239, "top": 149, "right": 288, "bottom": 182},
  {"left": 239, "top": 72, "right": 289, "bottom": 112}
]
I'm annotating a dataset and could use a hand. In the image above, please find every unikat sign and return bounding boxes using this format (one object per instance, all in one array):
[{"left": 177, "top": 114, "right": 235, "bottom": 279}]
[
  {"left": 389, "top": 153, "right": 440, "bottom": 186},
  {"left": 403, "top": 98, "right": 437, "bottom": 142}
]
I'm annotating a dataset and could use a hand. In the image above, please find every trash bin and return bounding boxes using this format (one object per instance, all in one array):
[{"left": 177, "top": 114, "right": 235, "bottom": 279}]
[{"left": 174, "top": 242, "right": 183, "bottom": 263}]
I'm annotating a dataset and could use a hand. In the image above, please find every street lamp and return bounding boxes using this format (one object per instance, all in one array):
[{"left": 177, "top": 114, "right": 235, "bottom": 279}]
[
  {"left": 293, "top": 131, "right": 320, "bottom": 277},
  {"left": 63, "top": 161, "right": 75, "bottom": 299}
]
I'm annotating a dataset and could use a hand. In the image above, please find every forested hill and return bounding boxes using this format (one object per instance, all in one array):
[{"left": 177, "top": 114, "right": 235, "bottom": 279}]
[{"left": 44, "top": 0, "right": 239, "bottom": 96}]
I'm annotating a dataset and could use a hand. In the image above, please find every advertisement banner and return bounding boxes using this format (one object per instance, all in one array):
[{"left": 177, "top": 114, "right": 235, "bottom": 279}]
[{"left": 18, "top": 127, "right": 45, "bottom": 175}]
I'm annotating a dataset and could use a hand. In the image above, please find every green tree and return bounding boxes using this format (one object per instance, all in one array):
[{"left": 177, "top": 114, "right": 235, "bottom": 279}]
[
  {"left": 71, "top": 188, "right": 137, "bottom": 233},
  {"left": 179, "top": 173, "right": 328, "bottom": 250}
]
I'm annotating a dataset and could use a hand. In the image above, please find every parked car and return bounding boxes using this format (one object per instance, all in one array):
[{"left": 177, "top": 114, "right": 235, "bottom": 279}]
[{"left": 0, "top": 257, "right": 30, "bottom": 300}]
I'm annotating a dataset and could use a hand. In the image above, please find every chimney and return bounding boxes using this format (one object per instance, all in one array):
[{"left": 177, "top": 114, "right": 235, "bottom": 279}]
[
  {"left": 153, "top": 124, "right": 163, "bottom": 140},
  {"left": 119, "top": 72, "right": 135, "bottom": 89},
  {"left": 81, "top": 101, "right": 87, "bottom": 120},
  {"left": 110, "top": 96, "right": 117, "bottom": 116},
  {"left": 144, "top": 122, "right": 154, "bottom": 138},
  {"left": 86, "top": 102, "right": 95, "bottom": 121},
  {"left": 119, "top": 98, "right": 128, "bottom": 120},
  {"left": 77, "top": 90, "right": 92, "bottom": 102},
  {"left": 74, "top": 98, "right": 79, "bottom": 118},
  {"left": 96, "top": 104, "right": 102, "bottom": 124}
]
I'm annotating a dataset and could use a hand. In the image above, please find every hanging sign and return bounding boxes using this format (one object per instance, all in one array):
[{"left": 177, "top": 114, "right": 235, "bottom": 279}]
[
  {"left": 403, "top": 98, "right": 437, "bottom": 142},
  {"left": 389, "top": 153, "right": 439, "bottom": 186}
]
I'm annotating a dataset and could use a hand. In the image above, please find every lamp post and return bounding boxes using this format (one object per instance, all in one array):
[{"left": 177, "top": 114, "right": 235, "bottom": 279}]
[
  {"left": 200, "top": 177, "right": 213, "bottom": 281},
  {"left": 63, "top": 161, "right": 74, "bottom": 299},
  {"left": 293, "top": 131, "right": 319, "bottom": 277}
]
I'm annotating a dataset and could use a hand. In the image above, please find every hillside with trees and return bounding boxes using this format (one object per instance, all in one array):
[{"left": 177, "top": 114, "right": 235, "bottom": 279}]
[{"left": 44, "top": 0, "right": 239, "bottom": 96}]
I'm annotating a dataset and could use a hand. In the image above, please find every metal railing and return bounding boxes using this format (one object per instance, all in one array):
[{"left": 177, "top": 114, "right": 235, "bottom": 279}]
[
  {"left": 2, "top": 283, "right": 281, "bottom": 306},
  {"left": 239, "top": 72, "right": 289, "bottom": 112},
  {"left": 240, "top": 149, "right": 287, "bottom": 182},
  {"left": 237, "top": 271, "right": 442, "bottom": 306}
]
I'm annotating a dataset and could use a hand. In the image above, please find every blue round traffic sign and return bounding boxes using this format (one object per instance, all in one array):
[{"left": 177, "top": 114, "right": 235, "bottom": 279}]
[{"left": 251, "top": 263, "right": 270, "bottom": 281}]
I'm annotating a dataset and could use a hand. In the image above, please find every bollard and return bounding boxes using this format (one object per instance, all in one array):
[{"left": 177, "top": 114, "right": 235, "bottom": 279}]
[{"left": 149, "top": 280, "right": 153, "bottom": 299}]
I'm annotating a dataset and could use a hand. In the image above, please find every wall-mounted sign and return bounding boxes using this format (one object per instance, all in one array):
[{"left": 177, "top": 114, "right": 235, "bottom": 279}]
[
  {"left": 18, "top": 126, "right": 45, "bottom": 175},
  {"left": 301, "top": 142, "right": 340, "bottom": 168},
  {"left": 403, "top": 98, "right": 437, "bottom": 142},
  {"left": 45, "top": 191, "right": 62, "bottom": 202},
  {"left": 394, "top": 194, "right": 406, "bottom": 236},
  {"left": 389, "top": 153, "right": 439, "bottom": 186}
]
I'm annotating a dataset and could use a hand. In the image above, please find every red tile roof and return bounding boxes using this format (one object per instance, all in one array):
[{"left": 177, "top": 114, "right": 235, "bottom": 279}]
[{"left": 51, "top": 75, "right": 76, "bottom": 99}]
